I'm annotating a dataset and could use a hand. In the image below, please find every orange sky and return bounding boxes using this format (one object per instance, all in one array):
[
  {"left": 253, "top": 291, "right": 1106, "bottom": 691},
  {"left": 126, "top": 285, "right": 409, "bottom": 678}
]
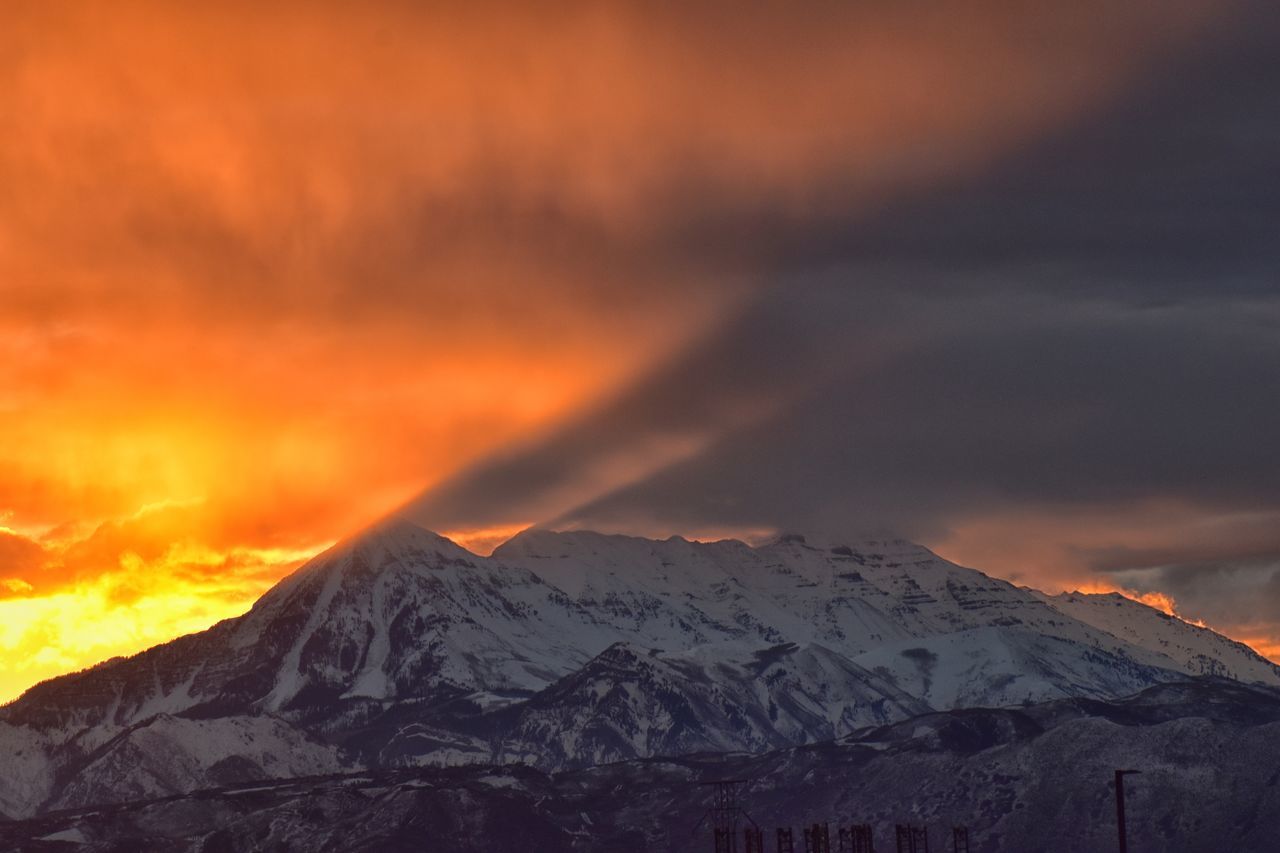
[{"left": 0, "top": 1, "right": 1261, "bottom": 703}]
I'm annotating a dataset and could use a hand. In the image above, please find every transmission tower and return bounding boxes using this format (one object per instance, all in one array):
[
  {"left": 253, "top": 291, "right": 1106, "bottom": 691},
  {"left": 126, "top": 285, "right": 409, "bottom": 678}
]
[{"left": 694, "top": 779, "right": 759, "bottom": 853}]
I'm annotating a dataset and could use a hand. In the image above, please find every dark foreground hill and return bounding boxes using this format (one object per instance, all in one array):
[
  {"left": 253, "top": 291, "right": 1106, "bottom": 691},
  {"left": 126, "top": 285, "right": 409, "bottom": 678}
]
[{"left": 4, "top": 678, "right": 1279, "bottom": 852}]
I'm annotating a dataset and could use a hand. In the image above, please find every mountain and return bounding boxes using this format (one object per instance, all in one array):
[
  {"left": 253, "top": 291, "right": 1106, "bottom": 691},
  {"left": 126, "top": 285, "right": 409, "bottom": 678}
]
[
  {"left": 489, "top": 640, "right": 928, "bottom": 769},
  {"left": 1036, "top": 589, "right": 1279, "bottom": 682},
  {"left": 1, "top": 518, "right": 1276, "bottom": 824},
  {"left": 6, "top": 678, "right": 1280, "bottom": 852}
]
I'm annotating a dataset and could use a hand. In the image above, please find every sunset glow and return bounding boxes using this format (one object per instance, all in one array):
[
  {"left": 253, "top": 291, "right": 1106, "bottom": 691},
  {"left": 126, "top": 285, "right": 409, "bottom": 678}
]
[{"left": 4, "top": 1, "right": 1278, "bottom": 704}]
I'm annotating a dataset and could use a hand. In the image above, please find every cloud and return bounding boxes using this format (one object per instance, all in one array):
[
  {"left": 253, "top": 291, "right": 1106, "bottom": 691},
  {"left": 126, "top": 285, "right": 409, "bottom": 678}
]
[
  {"left": 3, "top": 1, "right": 1277, "bottom": 695},
  {"left": 1110, "top": 557, "right": 1280, "bottom": 658},
  {"left": 533, "top": 296, "right": 1279, "bottom": 534},
  {"left": 0, "top": 531, "right": 46, "bottom": 579},
  {"left": 405, "top": 0, "right": 1280, "bottom": 659},
  {"left": 4, "top": 1, "right": 1229, "bottom": 548},
  {"left": 0, "top": 505, "right": 323, "bottom": 703}
]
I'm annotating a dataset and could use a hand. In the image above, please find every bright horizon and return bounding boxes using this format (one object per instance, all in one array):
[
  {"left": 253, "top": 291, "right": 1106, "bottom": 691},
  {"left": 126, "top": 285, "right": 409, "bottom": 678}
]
[{"left": 1, "top": 514, "right": 1270, "bottom": 706}]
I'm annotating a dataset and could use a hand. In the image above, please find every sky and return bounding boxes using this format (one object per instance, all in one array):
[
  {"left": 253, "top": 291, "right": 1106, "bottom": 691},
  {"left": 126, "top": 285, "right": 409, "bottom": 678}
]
[{"left": 2, "top": 1, "right": 1278, "bottom": 703}]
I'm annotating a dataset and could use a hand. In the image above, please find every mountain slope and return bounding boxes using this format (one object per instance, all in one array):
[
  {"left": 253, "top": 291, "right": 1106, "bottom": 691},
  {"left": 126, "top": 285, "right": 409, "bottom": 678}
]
[
  {"left": 1038, "top": 590, "right": 1279, "bottom": 683},
  {"left": 1, "top": 519, "right": 1276, "bottom": 819},
  {"left": 48, "top": 714, "right": 343, "bottom": 812},
  {"left": 488, "top": 640, "right": 929, "bottom": 769}
]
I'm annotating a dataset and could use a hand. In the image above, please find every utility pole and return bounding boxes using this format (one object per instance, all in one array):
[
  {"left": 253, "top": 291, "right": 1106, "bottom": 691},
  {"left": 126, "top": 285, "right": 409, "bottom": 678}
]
[{"left": 1115, "top": 769, "right": 1142, "bottom": 853}]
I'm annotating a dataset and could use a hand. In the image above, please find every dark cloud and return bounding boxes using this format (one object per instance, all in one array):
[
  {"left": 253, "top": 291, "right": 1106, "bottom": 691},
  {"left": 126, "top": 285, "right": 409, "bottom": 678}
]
[
  {"left": 550, "top": 296, "right": 1280, "bottom": 537},
  {"left": 406, "top": 0, "right": 1280, "bottom": 594},
  {"left": 1113, "top": 557, "right": 1280, "bottom": 652},
  {"left": 744, "top": 1, "right": 1280, "bottom": 303},
  {"left": 405, "top": 283, "right": 908, "bottom": 531},
  {"left": 1077, "top": 510, "right": 1280, "bottom": 575}
]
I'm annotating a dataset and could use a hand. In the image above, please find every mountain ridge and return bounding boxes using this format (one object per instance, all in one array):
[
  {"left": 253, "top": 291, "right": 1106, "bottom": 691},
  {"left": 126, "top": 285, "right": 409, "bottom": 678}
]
[{"left": 1, "top": 517, "right": 1276, "bottom": 820}]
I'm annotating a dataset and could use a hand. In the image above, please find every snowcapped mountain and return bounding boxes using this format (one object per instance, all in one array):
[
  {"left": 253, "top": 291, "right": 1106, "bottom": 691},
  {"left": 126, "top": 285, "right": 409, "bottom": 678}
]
[
  {"left": 1, "top": 518, "right": 1276, "bottom": 820},
  {"left": 490, "top": 640, "right": 928, "bottom": 769},
  {"left": 1036, "top": 590, "right": 1279, "bottom": 683},
  {"left": 48, "top": 715, "right": 343, "bottom": 812}
]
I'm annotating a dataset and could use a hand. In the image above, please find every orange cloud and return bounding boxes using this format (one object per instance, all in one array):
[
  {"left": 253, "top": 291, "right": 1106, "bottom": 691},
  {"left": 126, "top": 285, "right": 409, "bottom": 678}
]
[
  {"left": 0, "top": 514, "right": 323, "bottom": 703},
  {"left": 1065, "top": 581, "right": 1179, "bottom": 620}
]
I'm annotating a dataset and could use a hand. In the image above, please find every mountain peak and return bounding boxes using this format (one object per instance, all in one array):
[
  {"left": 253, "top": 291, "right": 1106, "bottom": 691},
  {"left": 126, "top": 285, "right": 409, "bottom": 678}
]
[
  {"left": 759, "top": 529, "right": 934, "bottom": 562},
  {"left": 254, "top": 516, "right": 475, "bottom": 608},
  {"left": 345, "top": 516, "right": 475, "bottom": 560},
  {"left": 493, "top": 527, "right": 680, "bottom": 560}
]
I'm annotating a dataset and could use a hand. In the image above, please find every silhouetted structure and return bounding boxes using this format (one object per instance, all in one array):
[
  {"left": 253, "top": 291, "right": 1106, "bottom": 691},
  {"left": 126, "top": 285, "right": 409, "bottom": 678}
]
[
  {"left": 1115, "top": 769, "right": 1141, "bottom": 853},
  {"left": 839, "top": 824, "right": 875, "bottom": 853},
  {"left": 777, "top": 828, "right": 796, "bottom": 853},
  {"left": 895, "top": 824, "right": 929, "bottom": 853},
  {"left": 696, "top": 780, "right": 759, "bottom": 853},
  {"left": 744, "top": 826, "right": 765, "bottom": 853},
  {"left": 804, "top": 823, "right": 832, "bottom": 853},
  {"left": 951, "top": 827, "right": 969, "bottom": 853}
]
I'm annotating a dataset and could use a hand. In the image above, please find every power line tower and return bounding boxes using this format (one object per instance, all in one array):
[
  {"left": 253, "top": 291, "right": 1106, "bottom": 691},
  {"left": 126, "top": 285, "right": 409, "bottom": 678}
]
[
  {"left": 804, "top": 823, "right": 832, "bottom": 853},
  {"left": 950, "top": 826, "right": 969, "bottom": 853},
  {"left": 777, "top": 828, "right": 796, "bottom": 853},
  {"left": 895, "top": 824, "right": 929, "bottom": 853},
  {"left": 744, "top": 826, "right": 766, "bottom": 853},
  {"left": 694, "top": 779, "right": 759, "bottom": 853},
  {"left": 839, "top": 824, "right": 875, "bottom": 853}
]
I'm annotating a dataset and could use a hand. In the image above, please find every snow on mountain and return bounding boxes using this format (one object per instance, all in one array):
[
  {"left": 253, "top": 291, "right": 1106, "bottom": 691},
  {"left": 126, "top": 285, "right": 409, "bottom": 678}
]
[
  {"left": 489, "top": 640, "right": 928, "bottom": 769},
  {"left": 2, "top": 518, "right": 1277, "bottom": 818},
  {"left": 49, "top": 715, "right": 344, "bottom": 812},
  {"left": 0, "top": 722, "right": 53, "bottom": 819},
  {"left": 233, "top": 520, "right": 621, "bottom": 712},
  {"left": 1037, "top": 590, "right": 1280, "bottom": 683},
  {"left": 493, "top": 528, "right": 1265, "bottom": 689},
  {"left": 850, "top": 626, "right": 1178, "bottom": 709}
]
